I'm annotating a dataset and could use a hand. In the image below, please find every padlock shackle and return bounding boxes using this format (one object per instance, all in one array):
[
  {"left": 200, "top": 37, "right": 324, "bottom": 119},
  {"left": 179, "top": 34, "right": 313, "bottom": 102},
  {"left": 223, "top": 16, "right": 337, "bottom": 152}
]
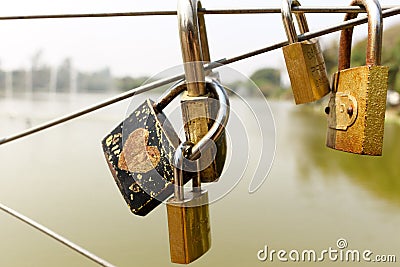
[
  {"left": 178, "top": 0, "right": 211, "bottom": 97},
  {"left": 172, "top": 78, "right": 230, "bottom": 198},
  {"left": 197, "top": 1, "right": 211, "bottom": 63},
  {"left": 153, "top": 80, "right": 186, "bottom": 113},
  {"left": 173, "top": 142, "right": 192, "bottom": 201},
  {"left": 282, "top": 0, "right": 310, "bottom": 44},
  {"left": 338, "top": 0, "right": 383, "bottom": 70}
]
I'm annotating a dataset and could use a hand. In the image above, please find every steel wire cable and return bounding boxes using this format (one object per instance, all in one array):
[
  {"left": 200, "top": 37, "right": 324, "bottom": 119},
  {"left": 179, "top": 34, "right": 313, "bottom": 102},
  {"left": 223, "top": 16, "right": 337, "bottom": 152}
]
[
  {"left": 0, "top": 6, "right": 397, "bottom": 20},
  {"left": 0, "top": 203, "right": 116, "bottom": 267}
]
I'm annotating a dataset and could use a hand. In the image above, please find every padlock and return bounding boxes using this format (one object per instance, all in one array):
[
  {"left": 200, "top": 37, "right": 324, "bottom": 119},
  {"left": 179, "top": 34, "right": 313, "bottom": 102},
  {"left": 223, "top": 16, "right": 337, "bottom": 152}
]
[
  {"left": 166, "top": 142, "right": 211, "bottom": 264},
  {"left": 178, "top": 0, "right": 227, "bottom": 183},
  {"left": 166, "top": 77, "right": 230, "bottom": 264},
  {"left": 281, "top": 0, "right": 330, "bottom": 104},
  {"left": 101, "top": 82, "right": 194, "bottom": 216},
  {"left": 326, "top": 0, "right": 388, "bottom": 156},
  {"left": 102, "top": 77, "right": 228, "bottom": 216}
]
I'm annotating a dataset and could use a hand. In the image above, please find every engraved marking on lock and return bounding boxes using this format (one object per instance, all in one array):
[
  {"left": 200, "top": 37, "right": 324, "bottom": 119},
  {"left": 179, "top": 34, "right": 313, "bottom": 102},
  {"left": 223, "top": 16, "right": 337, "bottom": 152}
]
[
  {"left": 129, "top": 183, "right": 141, "bottom": 193},
  {"left": 118, "top": 128, "right": 161, "bottom": 173},
  {"left": 327, "top": 92, "right": 358, "bottom": 130},
  {"left": 306, "top": 44, "right": 327, "bottom": 90}
]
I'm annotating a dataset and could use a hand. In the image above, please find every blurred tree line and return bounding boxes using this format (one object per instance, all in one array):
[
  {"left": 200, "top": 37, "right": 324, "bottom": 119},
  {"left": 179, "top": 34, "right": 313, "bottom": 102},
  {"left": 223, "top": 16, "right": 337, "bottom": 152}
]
[
  {"left": 0, "top": 51, "right": 149, "bottom": 96},
  {"left": 1, "top": 23, "right": 399, "bottom": 98}
]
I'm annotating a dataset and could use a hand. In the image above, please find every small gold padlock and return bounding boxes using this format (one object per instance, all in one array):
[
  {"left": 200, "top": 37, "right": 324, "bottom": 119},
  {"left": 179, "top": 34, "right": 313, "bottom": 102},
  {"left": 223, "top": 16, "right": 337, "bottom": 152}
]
[
  {"left": 166, "top": 76, "right": 230, "bottom": 264},
  {"left": 326, "top": 0, "right": 388, "bottom": 156},
  {"left": 178, "top": 0, "right": 227, "bottom": 183},
  {"left": 166, "top": 142, "right": 211, "bottom": 264},
  {"left": 281, "top": 0, "right": 330, "bottom": 104}
]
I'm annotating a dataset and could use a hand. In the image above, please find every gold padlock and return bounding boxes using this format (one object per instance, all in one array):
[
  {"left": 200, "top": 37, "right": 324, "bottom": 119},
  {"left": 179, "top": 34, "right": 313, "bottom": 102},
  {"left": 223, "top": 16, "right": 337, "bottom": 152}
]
[
  {"left": 166, "top": 142, "right": 211, "bottom": 264},
  {"left": 167, "top": 76, "right": 230, "bottom": 264},
  {"left": 281, "top": 0, "right": 330, "bottom": 104},
  {"left": 326, "top": 0, "right": 388, "bottom": 156},
  {"left": 178, "top": 0, "right": 226, "bottom": 183}
]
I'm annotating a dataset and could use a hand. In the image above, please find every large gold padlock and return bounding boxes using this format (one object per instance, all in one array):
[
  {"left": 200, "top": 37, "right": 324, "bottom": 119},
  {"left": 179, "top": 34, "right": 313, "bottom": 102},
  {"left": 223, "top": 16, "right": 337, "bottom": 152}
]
[
  {"left": 326, "top": 0, "right": 388, "bottom": 156},
  {"left": 178, "top": 0, "right": 227, "bottom": 183},
  {"left": 166, "top": 142, "right": 211, "bottom": 264},
  {"left": 282, "top": 0, "right": 330, "bottom": 104}
]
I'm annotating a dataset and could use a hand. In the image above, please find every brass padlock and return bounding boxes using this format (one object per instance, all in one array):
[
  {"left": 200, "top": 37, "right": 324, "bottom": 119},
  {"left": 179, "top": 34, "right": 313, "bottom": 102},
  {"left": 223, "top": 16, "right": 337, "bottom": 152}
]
[
  {"left": 178, "top": 0, "right": 227, "bottom": 183},
  {"left": 281, "top": 0, "right": 330, "bottom": 104},
  {"left": 166, "top": 142, "right": 211, "bottom": 264},
  {"left": 101, "top": 82, "right": 194, "bottom": 216},
  {"left": 166, "top": 76, "right": 229, "bottom": 264},
  {"left": 326, "top": 0, "right": 388, "bottom": 156}
]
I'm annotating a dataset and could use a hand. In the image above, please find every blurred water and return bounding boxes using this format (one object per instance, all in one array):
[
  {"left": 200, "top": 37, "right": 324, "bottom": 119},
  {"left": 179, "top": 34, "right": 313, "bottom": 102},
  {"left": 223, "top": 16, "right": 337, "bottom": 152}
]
[{"left": 0, "top": 95, "right": 399, "bottom": 266}]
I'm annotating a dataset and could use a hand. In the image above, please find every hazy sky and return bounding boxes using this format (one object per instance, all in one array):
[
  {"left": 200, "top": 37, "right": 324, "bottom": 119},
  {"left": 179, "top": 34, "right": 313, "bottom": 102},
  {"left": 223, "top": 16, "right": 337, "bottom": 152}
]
[{"left": 0, "top": 0, "right": 399, "bottom": 77}]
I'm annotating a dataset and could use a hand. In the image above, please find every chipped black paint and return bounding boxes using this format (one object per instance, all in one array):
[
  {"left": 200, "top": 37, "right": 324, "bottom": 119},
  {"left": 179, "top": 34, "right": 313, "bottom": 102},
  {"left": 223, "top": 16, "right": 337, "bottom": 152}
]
[{"left": 102, "top": 99, "right": 192, "bottom": 216}]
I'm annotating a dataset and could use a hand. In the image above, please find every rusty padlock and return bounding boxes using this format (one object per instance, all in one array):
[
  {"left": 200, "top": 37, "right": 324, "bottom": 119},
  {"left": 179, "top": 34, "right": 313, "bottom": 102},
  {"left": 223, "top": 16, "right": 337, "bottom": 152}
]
[
  {"left": 167, "top": 78, "right": 230, "bottom": 264},
  {"left": 178, "top": 0, "right": 227, "bottom": 183},
  {"left": 326, "top": 0, "right": 388, "bottom": 156},
  {"left": 282, "top": 0, "right": 330, "bottom": 104}
]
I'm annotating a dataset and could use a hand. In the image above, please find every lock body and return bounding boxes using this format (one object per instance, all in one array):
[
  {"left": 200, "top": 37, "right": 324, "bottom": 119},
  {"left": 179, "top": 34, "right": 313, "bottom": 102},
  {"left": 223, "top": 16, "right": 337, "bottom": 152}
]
[
  {"left": 327, "top": 65, "right": 388, "bottom": 155},
  {"left": 326, "top": 0, "right": 387, "bottom": 156},
  {"left": 181, "top": 90, "right": 226, "bottom": 182},
  {"left": 167, "top": 190, "right": 211, "bottom": 264},
  {"left": 102, "top": 99, "right": 190, "bottom": 216},
  {"left": 283, "top": 40, "right": 330, "bottom": 104}
]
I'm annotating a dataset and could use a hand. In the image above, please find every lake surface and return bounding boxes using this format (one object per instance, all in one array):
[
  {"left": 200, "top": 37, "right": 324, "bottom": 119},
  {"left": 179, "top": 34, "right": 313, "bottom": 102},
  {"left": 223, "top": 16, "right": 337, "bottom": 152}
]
[{"left": 0, "top": 94, "right": 399, "bottom": 266}]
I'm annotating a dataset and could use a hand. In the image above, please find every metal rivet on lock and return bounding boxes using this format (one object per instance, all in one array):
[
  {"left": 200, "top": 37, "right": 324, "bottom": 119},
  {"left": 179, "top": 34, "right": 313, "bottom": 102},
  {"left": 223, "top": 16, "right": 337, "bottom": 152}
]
[
  {"left": 347, "top": 106, "right": 354, "bottom": 117},
  {"left": 326, "top": 0, "right": 389, "bottom": 156},
  {"left": 281, "top": 0, "right": 330, "bottom": 105}
]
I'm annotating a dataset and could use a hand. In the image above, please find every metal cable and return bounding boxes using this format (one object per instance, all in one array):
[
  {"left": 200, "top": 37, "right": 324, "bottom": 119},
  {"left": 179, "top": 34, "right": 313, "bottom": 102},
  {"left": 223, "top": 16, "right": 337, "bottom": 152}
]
[
  {"left": 1, "top": 6, "right": 399, "bottom": 146},
  {"left": 0, "top": 6, "right": 397, "bottom": 20},
  {"left": 0, "top": 203, "right": 116, "bottom": 267}
]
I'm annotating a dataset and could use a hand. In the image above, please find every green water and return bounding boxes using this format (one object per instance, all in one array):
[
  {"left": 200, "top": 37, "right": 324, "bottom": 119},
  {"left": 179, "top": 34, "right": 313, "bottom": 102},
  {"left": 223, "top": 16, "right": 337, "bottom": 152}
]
[{"left": 0, "top": 96, "right": 399, "bottom": 266}]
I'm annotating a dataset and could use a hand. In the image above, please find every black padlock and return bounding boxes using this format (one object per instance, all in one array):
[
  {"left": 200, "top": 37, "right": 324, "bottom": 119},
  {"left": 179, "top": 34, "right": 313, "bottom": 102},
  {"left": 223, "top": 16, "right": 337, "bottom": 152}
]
[{"left": 102, "top": 83, "right": 191, "bottom": 216}]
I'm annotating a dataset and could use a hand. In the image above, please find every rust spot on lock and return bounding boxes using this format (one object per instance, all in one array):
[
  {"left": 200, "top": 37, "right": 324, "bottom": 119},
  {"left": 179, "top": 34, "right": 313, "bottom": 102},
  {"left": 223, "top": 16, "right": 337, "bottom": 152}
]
[{"left": 118, "top": 128, "right": 161, "bottom": 173}]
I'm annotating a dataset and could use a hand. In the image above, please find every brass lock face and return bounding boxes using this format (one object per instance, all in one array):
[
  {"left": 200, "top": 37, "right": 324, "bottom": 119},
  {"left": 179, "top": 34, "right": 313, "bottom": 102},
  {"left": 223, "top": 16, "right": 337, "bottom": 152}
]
[
  {"left": 326, "top": 0, "right": 388, "bottom": 156},
  {"left": 180, "top": 87, "right": 227, "bottom": 183},
  {"left": 326, "top": 66, "right": 388, "bottom": 155},
  {"left": 283, "top": 41, "right": 330, "bottom": 104},
  {"left": 167, "top": 190, "right": 211, "bottom": 264},
  {"left": 327, "top": 92, "right": 358, "bottom": 130},
  {"left": 282, "top": 0, "right": 330, "bottom": 104}
]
